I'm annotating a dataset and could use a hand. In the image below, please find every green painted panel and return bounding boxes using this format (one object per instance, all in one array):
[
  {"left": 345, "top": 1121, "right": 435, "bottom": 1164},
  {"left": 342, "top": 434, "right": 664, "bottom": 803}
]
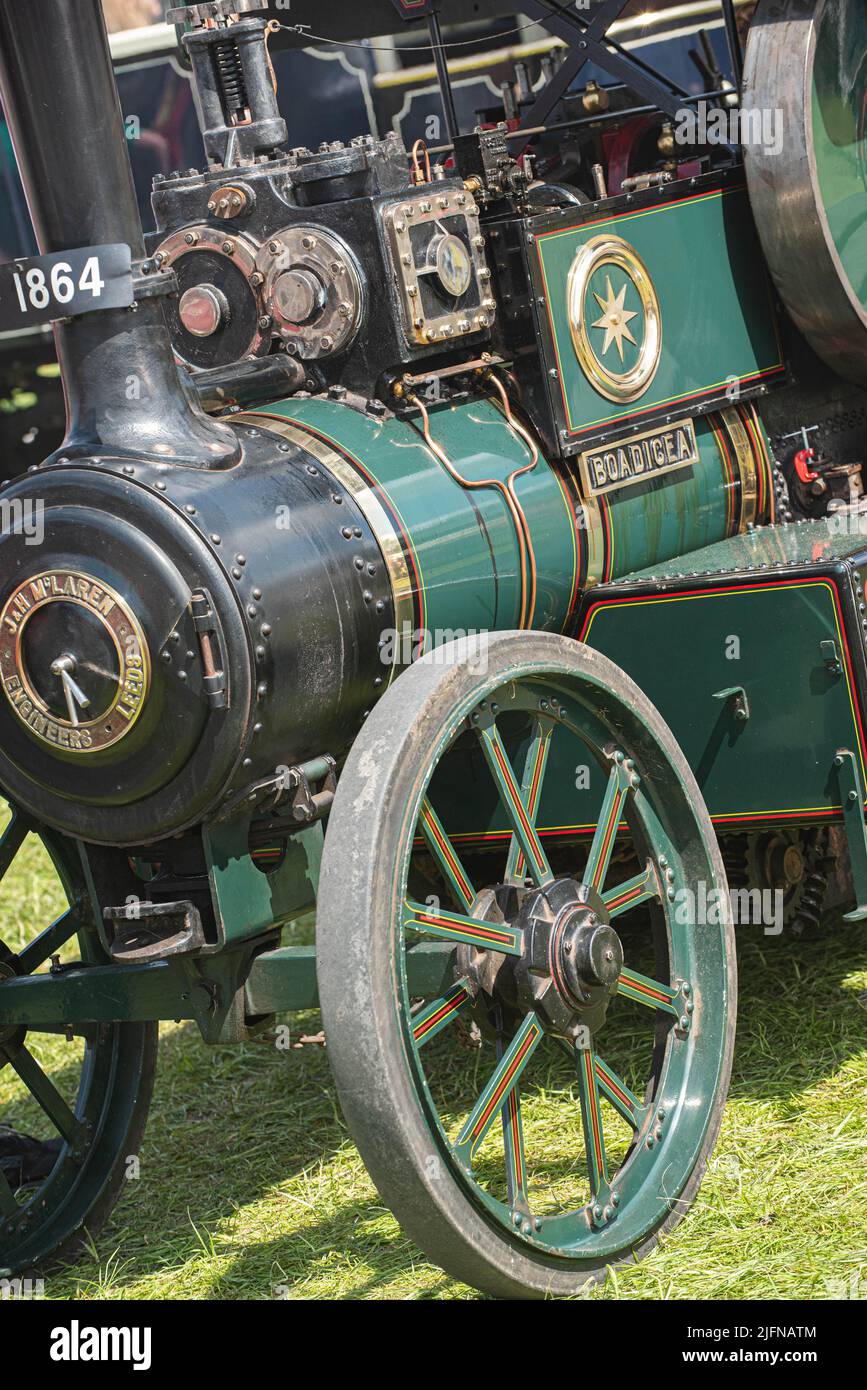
[
  {"left": 581, "top": 577, "right": 866, "bottom": 824},
  {"left": 532, "top": 182, "right": 784, "bottom": 444}
]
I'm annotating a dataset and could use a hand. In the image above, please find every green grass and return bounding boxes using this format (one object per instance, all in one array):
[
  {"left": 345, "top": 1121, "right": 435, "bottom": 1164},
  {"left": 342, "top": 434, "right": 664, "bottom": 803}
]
[{"left": 2, "top": 805, "right": 866, "bottom": 1300}]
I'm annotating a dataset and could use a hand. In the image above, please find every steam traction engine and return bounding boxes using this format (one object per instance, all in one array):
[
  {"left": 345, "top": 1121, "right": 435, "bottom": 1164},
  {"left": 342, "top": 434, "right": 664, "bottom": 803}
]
[{"left": 0, "top": 0, "right": 865, "bottom": 1297}]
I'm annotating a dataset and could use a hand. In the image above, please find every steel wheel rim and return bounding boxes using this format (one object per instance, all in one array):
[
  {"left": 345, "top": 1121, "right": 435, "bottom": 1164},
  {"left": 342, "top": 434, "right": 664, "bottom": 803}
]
[{"left": 391, "top": 666, "right": 731, "bottom": 1260}]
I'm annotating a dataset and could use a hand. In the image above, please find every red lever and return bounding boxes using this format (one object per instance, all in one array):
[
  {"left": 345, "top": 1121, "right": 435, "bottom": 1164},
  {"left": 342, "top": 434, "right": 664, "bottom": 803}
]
[{"left": 794, "top": 447, "right": 818, "bottom": 483}]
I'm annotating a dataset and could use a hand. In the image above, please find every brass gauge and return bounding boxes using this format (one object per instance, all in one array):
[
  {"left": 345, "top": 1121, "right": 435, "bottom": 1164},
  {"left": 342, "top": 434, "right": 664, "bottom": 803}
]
[{"left": 433, "top": 233, "right": 473, "bottom": 298}]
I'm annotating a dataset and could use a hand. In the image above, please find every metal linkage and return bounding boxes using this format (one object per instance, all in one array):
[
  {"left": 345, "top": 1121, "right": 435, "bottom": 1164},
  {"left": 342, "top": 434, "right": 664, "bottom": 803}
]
[{"left": 518, "top": 0, "right": 690, "bottom": 129}]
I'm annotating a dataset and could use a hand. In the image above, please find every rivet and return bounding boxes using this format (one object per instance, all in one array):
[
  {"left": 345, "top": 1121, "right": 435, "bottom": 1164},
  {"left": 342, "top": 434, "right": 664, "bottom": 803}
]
[
  {"left": 185, "top": 503, "right": 196, "bottom": 515},
  {"left": 261, "top": 623, "right": 272, "bottom": 637}
]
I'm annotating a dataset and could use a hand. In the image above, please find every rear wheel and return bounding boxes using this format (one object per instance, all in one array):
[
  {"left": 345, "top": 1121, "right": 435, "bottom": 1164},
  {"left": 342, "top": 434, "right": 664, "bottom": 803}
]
[
  {"left": 317, "top": 632, "right": 735, "bottom": 1298},
  {"left": 0, "top": 800, "right": 156, "bottom": 1273}
]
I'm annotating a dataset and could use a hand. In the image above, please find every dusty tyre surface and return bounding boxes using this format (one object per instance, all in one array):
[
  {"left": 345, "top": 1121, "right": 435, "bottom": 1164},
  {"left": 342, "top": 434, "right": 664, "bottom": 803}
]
[{"left": 317, "top": 632, "right": 736, "bottom": 1298}]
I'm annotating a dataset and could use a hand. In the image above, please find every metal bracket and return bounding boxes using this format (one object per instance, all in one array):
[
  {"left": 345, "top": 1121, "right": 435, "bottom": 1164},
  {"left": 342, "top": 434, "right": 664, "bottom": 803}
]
[
  {"left": 712, "top": 685, "right": 750, "bottom": 724},
  {"left": 834, "top": 749, "right": 867, "bottom": 922},
  {"left": 214, "top": 754, "right": 337, "bottom": 824},
  {"left": 820, "top": 640, "right": 842, "bottom": 676},
  {"left": 131, "top": 257, "right": 178, "bottom": 302},
  {"left": 103, "top": 899, "right": 206, "bottom": 962}
]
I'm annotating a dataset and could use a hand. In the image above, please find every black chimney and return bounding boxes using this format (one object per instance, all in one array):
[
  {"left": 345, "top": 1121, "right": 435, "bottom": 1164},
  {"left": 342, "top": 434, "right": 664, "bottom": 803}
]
[{"left": 0, "top": 0, "right": 239, "bottom": 468}]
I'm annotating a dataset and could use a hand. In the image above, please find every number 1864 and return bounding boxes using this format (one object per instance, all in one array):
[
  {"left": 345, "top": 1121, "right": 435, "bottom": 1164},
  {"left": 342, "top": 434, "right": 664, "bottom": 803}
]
[{"left": 12, "top": 255, "right": 106, "bottom": 314}]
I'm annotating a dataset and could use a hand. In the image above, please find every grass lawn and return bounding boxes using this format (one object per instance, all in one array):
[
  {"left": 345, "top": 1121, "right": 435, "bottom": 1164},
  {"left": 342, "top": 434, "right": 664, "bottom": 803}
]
[{"left": 2, "top": 801, "right": 866, "bottom": 1301}]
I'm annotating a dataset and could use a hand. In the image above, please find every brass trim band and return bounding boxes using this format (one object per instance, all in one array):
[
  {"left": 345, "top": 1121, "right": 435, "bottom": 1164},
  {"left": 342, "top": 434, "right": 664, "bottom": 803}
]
[
  {"left": 242, "top": 413, "right": 415, "bottom": 682},
  {"left": 720, "top": 406, "right": 759, "bottom": 532}
]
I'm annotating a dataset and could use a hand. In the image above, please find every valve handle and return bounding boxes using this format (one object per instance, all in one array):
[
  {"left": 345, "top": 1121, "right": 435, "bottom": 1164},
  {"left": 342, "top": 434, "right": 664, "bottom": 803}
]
[{"left": 794, "top": 447, "right": 819, "bottom": 484}]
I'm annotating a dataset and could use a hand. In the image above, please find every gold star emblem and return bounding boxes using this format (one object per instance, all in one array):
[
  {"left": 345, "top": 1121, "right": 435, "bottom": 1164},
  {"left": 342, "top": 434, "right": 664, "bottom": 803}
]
[{"left": 591, "top": 275, "right": 639, "bottom": 363}]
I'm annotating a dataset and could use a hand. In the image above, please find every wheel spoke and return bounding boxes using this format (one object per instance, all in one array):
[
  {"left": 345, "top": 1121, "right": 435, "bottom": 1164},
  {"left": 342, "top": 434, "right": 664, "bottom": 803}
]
[
  {"left": 602, "top": 861, "right": 659, "bottom": 918},
  {"left": 495, "top": 1014, "right": 530, "bottom": 1210},
  {"left": 4, "top": 1045, "right": 85, "bottom": 1146},
  {"left": 583, "top": 762, "right": 631, "bottom": 893},
  {"left": 505, "top": 718, "right": 553, "bottom": 885},
  {"left": 454, "top": 1012, "right": 543, "bottom": 1164},
  {"left": 616, "top": 966, "right": 680, "bottom": 1016},
  {"left": 412, "top": 981, "right": 473, "bottom": 1046},
  {"left": 0, "top": 811, "right": 30, "bottom": 886},
  {"left": 0, "top": 1165, "right": 18, "bottom": 1215},
  {"left": 419, "top": 798, "right": 476, "bottom": 913},
  {"left": 576, "top": 1040, "right": 608, "bottom": 1196},
  {"left": 16, "top": 907, "right": 80, "bottom": 977},
  {"left": 595, "top": 1053, "right": 647, "bottom": 1129},
  {"left": 475, "top": 723, "right": 553, "bottom": 885},
  {"left": 403, "top": 899, "right": 523, "bottom": 955}
]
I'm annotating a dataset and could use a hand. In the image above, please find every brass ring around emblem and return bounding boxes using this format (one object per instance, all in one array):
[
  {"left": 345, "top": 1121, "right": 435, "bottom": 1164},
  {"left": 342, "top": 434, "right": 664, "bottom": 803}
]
[
  {"left": 567, "top": 233, "right": 662, "bottom": 404},
  {"left": 0, "top": 570, "right": 150, "bottom": 755}
]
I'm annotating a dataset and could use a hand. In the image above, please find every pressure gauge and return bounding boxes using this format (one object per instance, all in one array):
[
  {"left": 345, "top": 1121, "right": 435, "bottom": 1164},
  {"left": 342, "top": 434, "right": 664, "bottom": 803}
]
[{"left": 434, "top": 233, "right": 473, "bottom": 298}]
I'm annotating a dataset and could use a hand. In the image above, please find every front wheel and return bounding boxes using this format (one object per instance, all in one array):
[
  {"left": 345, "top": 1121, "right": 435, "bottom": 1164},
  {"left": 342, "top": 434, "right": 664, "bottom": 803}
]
[
  {"left": 0, "top": 803, "right": 156, "bottom": 1273},
  {"left": 317, "top": 632, "right": 736, "bottom": 1298}
]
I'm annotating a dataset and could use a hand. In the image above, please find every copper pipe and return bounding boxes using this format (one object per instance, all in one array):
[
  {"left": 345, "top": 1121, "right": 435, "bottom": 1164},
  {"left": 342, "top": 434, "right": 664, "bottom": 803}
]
[
  {"left": 484, "top": 372, "right": 539, "bottom": 627},
  {"left": 411, "top": 138, "right": 432, "bottom": 185},
  {"left": 408, "top": 387, "right": 539, "bottom": 628}
]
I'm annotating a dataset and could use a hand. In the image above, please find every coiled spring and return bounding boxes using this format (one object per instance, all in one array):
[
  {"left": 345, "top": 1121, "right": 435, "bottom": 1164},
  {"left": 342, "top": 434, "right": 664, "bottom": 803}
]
[{"left": 213, "top": 37, "right": 248, "bottom": 121}]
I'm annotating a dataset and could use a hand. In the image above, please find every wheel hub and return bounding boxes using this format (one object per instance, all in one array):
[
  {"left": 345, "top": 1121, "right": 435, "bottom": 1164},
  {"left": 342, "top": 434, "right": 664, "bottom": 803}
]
[
  {"left": 556, "top": 910, "right": 624, "bottom": 998},
  {"left": 456, "top": 877, "right": 624, "bottom": 1041},
  {"left": 516, "top": 878, "right": 622, "bottom": 1037}
]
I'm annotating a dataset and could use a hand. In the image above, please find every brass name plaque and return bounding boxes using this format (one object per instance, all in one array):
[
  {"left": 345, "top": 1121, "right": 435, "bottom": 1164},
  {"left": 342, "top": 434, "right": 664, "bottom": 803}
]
[{"left": 579, "top": 417, "right": 700, "bottom": 498}]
